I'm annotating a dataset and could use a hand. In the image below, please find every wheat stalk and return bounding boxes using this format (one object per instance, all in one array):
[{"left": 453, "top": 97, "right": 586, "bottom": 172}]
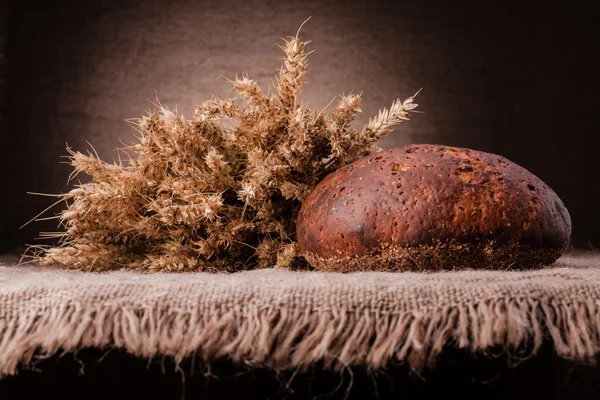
[{"left": 363, "top": 89, "right": 420, "bottom": 138}]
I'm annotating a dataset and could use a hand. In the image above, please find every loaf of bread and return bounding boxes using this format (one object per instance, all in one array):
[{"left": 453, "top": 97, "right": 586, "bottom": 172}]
[{"left": 296, "top": 144, "right": 571, "bottom": 272}]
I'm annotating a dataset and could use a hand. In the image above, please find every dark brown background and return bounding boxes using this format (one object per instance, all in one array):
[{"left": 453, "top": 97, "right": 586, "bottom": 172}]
[{"left": 1, "top": 0, "right": 598, "bottom": 252}]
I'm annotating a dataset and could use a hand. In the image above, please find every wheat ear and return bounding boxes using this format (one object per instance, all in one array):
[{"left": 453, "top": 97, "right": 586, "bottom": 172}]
[{"left": 363, "top": 90, "right": 420, "bottom": 138}]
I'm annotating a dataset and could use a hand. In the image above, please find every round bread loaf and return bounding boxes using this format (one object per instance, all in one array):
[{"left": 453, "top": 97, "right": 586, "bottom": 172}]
[{"left": 296, "top": 144, "right": 571, "bottom": 272}]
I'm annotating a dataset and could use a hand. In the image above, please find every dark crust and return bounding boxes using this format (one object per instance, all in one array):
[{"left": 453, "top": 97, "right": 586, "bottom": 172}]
[
  {"left": 303, "top": 240, "right": 564, "bottom": 272},
  {"left": 296, "top": 144, "right": 572, "bottom": 271}
]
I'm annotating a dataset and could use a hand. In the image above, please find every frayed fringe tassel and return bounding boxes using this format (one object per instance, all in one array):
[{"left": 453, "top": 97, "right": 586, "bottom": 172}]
[{"left": 1, "top": 294, "right": 599, "bottom": 377}]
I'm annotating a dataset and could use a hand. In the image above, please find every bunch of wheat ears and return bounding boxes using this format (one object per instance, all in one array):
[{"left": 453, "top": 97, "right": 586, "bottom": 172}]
[{"left": 33, "top": 31, "right": 418, "bottom": 272}]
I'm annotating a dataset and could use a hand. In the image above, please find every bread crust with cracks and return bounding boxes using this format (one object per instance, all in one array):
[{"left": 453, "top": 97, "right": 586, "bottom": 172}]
[{"left": 297, "top": 144, "right": 571, "bottom": 271}]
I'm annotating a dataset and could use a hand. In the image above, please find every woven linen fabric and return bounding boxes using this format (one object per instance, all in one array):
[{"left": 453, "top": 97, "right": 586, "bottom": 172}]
[{"left": 1, "top": 252, "right": 600, "bottom": 377}]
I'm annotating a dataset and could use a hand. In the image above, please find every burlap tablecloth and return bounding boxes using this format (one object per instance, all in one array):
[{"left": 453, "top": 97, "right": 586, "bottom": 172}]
[{"left": 1, "top": 251, "right": 600, "bottom": 377}]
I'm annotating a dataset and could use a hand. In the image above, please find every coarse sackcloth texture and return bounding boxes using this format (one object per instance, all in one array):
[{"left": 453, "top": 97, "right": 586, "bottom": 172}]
[{"left": 1, "top": 251, "right": 600, "bottom": 377}]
